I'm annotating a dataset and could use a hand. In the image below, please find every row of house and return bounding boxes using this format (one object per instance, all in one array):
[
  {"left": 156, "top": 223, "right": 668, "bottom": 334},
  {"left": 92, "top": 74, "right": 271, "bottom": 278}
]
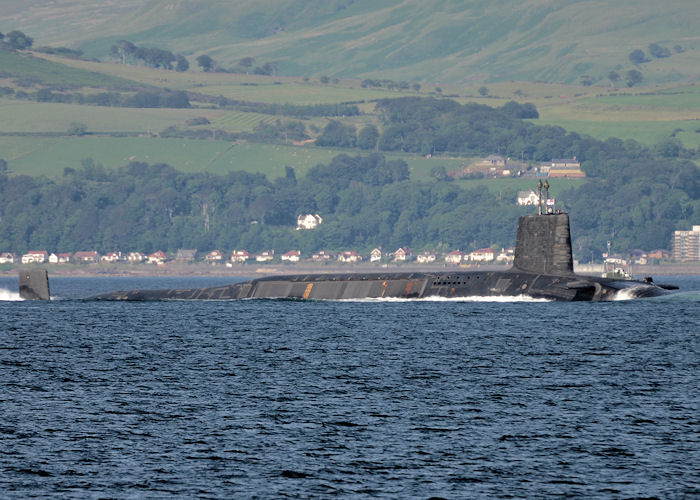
[
  {"left": 0, "top": 250, "right": 170, "bottom": 265},
  {"left": 4, "top": 245, "right": 680, "bottom": 267},
  {"left": 179, "top": 247, "right": 512, "bottom": 265},
  {"left": 229, "top": 246, "right": 515, "bottom": 265},
  {"left": 0, "top": 247, "right": 517, "bottom": 266}
]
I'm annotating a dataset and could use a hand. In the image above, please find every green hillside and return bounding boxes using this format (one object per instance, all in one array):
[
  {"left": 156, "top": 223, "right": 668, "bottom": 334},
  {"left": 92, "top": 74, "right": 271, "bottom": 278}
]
[
  {"left": 0, "top": 49, "right": 133, "bottom": 89},
  {"left": 1, "top": 48, "right": 699, "bottom": 180},
  {"left": 3, "top": 0, "right": 700, "bottom": 85}
]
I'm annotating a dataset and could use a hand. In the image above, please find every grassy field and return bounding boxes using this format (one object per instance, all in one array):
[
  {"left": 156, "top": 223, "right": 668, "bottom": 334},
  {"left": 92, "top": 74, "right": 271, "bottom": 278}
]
[
  {"left": 530, "top": 84, "right": 700, "bottom": 148},
  {"left": 1, "top": 136, "right": 230, "bottom": 176},
  {"left": 0, "top": 99, "right": 228, "bottom": 133},
  {"left": 534, "top": 117, "right": 700, "bottom": 149},
  {"left": 0, "top": 134, "right": 477, "bottom": 181},
  {"left": 0, "top": 136, "right": 371, "bottom": 178},
  {"left": 19, "top": 54, "right": 700, "bottom": 150},
  {"left": 211, "top": 111, "right": 279, "bottom": 132},
  {"left": 195, "top": 82, "right": 416, "bottom": 105},
  {"left": 0, "top": 49, "right": 136, "bottom": 89}
]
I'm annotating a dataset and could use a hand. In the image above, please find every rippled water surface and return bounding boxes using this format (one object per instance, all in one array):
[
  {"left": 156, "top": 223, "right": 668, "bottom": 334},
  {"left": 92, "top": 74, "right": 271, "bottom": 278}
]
[{"left": 1, "top": 276, "right": 699, "bottom": 498}]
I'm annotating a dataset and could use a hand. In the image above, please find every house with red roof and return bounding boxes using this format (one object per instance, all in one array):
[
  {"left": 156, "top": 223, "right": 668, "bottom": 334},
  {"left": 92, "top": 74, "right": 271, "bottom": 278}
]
[
  {"left": 281, "top": 250, "right": 301, "bottom": 263},
  {"left": 101, "top": 252, "right": 123, "bottom": 263},
  {"left": 205, "top": 250, "right": 225, "bottom": 263},
  {"left": 444, "top": 250, "right": 463, "bottom": 265},
  {"left": 230, "top": 250, "right": 250, "bottom": 263},
  {"left": 338, "top": 251, "right": 362, "bottom": 263},
  {"left": 469, "top": 248, "right": 495, "bottom": 262},
  {"left": 147, "top": 251, "right": 168, "bottom": 264},
  {"left": 21, "top": 250, "right": 47, "bottom": 264}
]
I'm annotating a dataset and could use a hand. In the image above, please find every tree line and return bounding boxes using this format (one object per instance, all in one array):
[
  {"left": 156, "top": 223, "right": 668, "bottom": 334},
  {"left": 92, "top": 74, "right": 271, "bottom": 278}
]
[
  {"left": 0, "top": 146, "right": 696, "bottom": 259},
  {"left": 109, "top": 40, "right": 280, "bottom": 76},
  {"left": 3, "top": 87, "right": 191, "bottom": 109},
  {"left": 0, "top": 30, "right": 33, "bottom": 50},
  {"left": 110, "top": 40, "right": 189, "bottom": 71},
  {"left": 1, "top": 84, "right": 360, "bottom": 117},
  {"left": 313, "top": 96, "right": 699, "bottom": 165}
]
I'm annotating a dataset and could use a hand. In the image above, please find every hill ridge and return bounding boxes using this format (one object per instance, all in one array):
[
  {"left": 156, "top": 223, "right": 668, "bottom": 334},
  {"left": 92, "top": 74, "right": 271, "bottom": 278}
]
[{"left": 2, "top": 0, "right": 699, "bottom": 84}]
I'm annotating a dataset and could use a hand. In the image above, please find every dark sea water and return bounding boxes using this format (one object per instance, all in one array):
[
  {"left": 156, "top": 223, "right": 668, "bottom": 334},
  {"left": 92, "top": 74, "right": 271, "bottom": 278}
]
[{"left": 1, "top": 275, "right": 699, "bottom": 498}]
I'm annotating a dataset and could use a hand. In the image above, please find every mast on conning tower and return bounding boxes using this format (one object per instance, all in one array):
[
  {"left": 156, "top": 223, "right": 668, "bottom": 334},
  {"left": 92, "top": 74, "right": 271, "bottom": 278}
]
[
  {"left": 544, "top": 179, "right": 551, "bottom": 214},
  {"left": 537, "top": 179, "right": 543, "bottom": 215}
]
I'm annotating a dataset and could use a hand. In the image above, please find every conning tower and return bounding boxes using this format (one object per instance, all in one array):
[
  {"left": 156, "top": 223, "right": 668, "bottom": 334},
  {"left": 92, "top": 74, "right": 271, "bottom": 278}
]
[
  {"left": 19, "top": 269, "right": 51, "bottom": 300},
  {"left": 513, "top": 213, "right": 574, "bottom": 275}
]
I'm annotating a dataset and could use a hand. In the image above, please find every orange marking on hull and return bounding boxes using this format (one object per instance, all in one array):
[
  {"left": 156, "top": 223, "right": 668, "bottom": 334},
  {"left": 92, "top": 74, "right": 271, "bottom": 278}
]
[
  {"left": 404, "top": 280, "right": 419, "bottom": 296},
  {"left": 302, "top": 283, "right": 313, "bottom": 299}
]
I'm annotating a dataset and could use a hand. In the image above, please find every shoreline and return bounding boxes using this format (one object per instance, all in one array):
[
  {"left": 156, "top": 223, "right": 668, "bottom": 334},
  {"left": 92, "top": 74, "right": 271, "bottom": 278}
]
[{"left": 3, "top": 261, "right": 700, "bottom": 278}]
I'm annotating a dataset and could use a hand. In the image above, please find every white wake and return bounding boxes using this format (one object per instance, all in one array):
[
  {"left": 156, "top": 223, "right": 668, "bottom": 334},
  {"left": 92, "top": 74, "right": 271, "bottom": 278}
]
[
  {"left": 337, "top": 295, "right": 551, "bottom": 303},
  {"left": 612, "top": 285, "right": 659, "bottom": 301},
  {"left": 0, "top": 288, "right": 23, "bottom": 301}
]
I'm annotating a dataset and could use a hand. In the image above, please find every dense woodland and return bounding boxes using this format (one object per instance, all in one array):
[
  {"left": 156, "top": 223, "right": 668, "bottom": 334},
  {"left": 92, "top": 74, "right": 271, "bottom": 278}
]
[{"left": 0, "top": 98, "right": 698, "bottom": 259}]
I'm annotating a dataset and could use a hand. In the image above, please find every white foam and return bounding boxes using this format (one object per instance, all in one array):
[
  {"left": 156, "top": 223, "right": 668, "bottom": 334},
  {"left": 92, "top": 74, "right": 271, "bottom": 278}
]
[
  {"left": 0, "top": 288, "right": 23, "bottom": 301},
  {"left": 612, "top": 288, "right": 636, "bottom": 301},
  {"left": 337, "top": 295, "right": 551, "bottom": 303},
  {"left": 612, "top": 286, "right": 650, "bottom": 301}
]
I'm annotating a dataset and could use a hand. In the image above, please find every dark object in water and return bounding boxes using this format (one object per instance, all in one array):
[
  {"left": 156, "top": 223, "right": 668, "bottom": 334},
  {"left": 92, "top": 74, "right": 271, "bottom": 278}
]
[
  {"left": 19, "top": 269, "right": 50, "bottom": 300},
  {"left": 87, "top": 213, "right": 677, "bottom": 302}
]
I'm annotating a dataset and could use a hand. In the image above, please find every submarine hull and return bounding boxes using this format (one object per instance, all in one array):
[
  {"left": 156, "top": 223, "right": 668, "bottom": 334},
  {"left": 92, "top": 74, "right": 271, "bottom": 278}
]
[
  {"left": 88, "top": 269, "right": 670, "bottom": 302},
  {"left": 86, "top": 213, "right": 675, "bottom": 302}
]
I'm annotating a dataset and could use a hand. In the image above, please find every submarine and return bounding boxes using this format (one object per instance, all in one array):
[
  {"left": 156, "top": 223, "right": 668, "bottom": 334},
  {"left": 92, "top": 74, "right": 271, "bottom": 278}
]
[
  {"left": 84, "top": 213, "right": 675, "bottom": 302},
  {"left": 18, "top": 184, "right": 677, "bottom": 302}
]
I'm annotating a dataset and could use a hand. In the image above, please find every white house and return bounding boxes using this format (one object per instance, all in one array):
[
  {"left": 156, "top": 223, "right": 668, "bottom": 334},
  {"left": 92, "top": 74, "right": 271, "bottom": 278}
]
[
  {"left": 517, "top": 190, "right": 539, "bottom": 206},
  {"left": 312, "top": 250, "right": 334, "bottom": 262},
  {"left": 128, "top": 252, "right": 145, "bottom": 263},
  {"left": 230, "top": 250, "right": 250, "bottom": 263},
  {"left": 21, "top": 250, "right": 47, "bottom": 264},
  {"left": 496, "top": 247, "right": 515, "bottom": 264},
  {"left": 57, "top": 253, "right": 72, "bottom": 263},
  {"left": 296, "top": 214, "right": 323, "bottom": 230},
  {"left": 0, "top": 252, "right": 16, "bottom": 264},
  {"left": 256, "top": 250, "right": 275, "bottom": 262},
  {"left": 370, "top": 248, "right": 382, "bottom": 262},
  {"left": 416, "top": 251, "right": 436, "bottom": 263},
  {"left": 205, "top": 250, "right": 225, "bottom": 263},
  {"left": 338, "top": 251, "right": 362, "bottom": 263},
  {"left": 101, "top": 252, "right": 123, "bottom": 263},
  {"left": 469, "top": 248, "right": 495, "bottom": 262},
  {"left": 281, "top": 250, "right": 301, "bottom": 262},
  {"left": 147, "top": 251, "right": 167, "bottom": 264},
  {"left": 444, "top": 250, "right": 463, "bottom": 265},
  {"left": 393, "top": 247, "right": 412, "bottom": 262},
  {"left": 48, "top": 252, "right": 72, "bottom": 264}
]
